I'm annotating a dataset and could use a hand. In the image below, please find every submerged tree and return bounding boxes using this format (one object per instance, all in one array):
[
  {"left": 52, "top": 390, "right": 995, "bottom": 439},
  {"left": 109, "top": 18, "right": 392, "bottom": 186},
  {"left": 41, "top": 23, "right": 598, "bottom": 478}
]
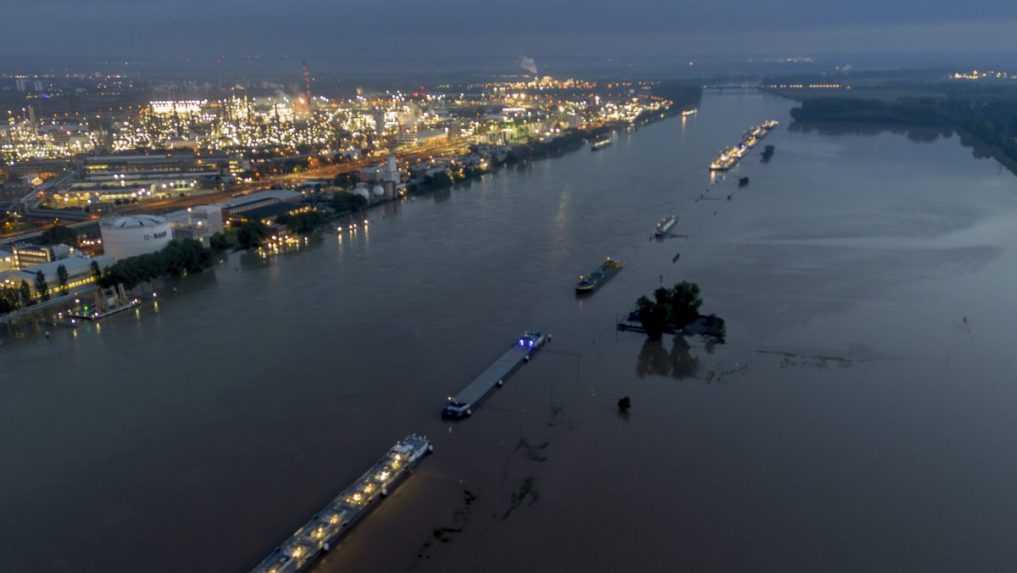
[
  {"left": 636, "top": 295, "right": 669, "bottom": 339},
  {"left": 669, "top": 281, "right": 702, "bottom": 326},
  {"left": 634, "top": 281, "right": 705, "bottom": 339}
]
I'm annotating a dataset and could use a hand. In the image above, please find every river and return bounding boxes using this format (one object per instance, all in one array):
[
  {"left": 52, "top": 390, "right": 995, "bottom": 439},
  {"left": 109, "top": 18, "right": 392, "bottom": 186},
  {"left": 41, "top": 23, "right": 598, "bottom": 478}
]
[{"left": 4, "top": 91, "right": 1017, "bottom": 572}]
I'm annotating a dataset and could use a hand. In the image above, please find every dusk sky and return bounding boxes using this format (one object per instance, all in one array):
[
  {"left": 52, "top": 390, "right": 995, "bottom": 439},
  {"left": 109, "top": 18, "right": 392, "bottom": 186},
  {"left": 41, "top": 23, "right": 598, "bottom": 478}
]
[{"left": 3, "top": 0, "right": 1016, "bottom": 71}]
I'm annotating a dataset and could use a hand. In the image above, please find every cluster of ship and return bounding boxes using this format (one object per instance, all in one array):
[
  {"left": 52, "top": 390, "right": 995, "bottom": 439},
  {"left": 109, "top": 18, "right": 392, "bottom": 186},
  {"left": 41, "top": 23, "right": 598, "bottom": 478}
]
[
  {"left": 570, "top": 216, "right": 676, "bottom": 295},
  {"left": 709, "top": 120, "right": 779, "bottom": 172},
  {"left": 250, "top": 114, "right": 785, "bottom": 572}
]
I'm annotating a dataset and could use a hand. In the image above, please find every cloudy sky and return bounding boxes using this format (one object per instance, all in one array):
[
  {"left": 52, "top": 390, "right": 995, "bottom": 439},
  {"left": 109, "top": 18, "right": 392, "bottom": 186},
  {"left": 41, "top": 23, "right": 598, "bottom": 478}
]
[{"left": 2, "top": 0, "right": 1015, "bottom": 72}]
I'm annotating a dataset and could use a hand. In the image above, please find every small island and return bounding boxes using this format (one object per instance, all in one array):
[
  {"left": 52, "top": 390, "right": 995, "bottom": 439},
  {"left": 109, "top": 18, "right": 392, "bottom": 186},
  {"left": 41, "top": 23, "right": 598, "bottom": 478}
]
[{"left": 617, "top": 281, "right": 726, "bottom": 341}]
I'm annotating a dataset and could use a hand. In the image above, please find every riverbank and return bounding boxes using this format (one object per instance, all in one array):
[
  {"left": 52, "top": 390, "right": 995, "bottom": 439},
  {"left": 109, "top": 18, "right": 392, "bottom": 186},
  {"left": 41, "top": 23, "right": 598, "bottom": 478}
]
[
  {"left": 248, "top": 104, "right": 687, "bottom": 244},
  {"left": 0, "top": 285, "right": 97, "bottom": 325}
]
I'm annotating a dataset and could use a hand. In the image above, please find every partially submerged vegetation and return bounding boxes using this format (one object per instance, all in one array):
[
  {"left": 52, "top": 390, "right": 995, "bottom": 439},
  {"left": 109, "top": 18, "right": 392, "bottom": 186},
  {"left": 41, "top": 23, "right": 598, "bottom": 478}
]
[
  {"left": 625, "top": 281, "right": 726, "bottom": 341},
  {"left": 98, "top": 239, "right": 217, "bottom": 290},
  {"left": 782, "top": 80, "right": 1017, "bottom": 176}
]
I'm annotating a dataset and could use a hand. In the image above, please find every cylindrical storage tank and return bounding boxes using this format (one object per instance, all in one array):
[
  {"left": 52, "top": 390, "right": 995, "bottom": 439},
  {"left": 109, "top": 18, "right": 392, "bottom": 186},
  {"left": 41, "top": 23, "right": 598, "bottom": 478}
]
[{"left": 100, "top": 215, "right": 173, "bottom": 261}]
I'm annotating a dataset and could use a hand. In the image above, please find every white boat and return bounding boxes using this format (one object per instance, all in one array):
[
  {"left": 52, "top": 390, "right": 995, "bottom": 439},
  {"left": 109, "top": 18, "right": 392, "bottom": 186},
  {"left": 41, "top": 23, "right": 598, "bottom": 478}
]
[{"left": 654, "top": 215, "right": 678, "bottom": 238}]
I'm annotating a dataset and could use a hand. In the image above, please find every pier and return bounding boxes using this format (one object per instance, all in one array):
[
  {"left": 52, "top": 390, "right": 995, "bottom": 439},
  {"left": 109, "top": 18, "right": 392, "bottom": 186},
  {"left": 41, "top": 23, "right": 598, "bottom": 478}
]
[{"left": 250, "top": 434, "right": 433, "bottom": 573}]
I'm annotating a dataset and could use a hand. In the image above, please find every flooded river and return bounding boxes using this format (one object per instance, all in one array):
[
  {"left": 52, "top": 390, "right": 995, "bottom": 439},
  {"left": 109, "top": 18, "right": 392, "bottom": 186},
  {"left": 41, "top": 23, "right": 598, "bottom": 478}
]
[{"left": 4, "top": 91, "right": 1017, "bottom": 572}]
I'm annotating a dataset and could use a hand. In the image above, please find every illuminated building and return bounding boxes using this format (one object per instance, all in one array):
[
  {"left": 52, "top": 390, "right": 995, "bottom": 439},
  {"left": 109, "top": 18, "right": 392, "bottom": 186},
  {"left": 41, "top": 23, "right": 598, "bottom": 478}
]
[
  {"left": 220, "top": 189, "right": 302, "bottom": 220},
  {"left": 0, "top": 255, "right": 111, "bottom": 299},
  {"left": 226, "top": 203, "right": 313, "bottom": 227},
  {"left": 11, "top": 244, "right": 76, "bottom": 270},
  {"left": 149, "top": 100, "right": 208, "bottom": 116}
]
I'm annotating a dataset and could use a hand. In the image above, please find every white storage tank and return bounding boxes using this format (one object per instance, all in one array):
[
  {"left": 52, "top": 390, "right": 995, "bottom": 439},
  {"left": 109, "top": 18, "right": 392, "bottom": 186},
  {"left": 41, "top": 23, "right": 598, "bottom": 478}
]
[{"left": 100, "top": 215, "right": 172, "bottom": 261}]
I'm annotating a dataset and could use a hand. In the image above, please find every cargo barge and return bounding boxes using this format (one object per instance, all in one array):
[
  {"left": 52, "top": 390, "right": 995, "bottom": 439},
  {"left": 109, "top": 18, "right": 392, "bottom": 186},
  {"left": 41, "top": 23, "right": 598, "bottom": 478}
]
[
  {"left": 590, "top": 135, "right": 612, "bottom": 151},
  {"left": 442, "top": 331, "right": 550, "bottom": 419},
  {"left": 709, "top": 120, "right": 779, "bottom": 172},
  {"left": 250, "top": 434, "right": 433, "bottom": 573},
  {"left": 576, "top": 258, "right": 623, "bottom": 294}
]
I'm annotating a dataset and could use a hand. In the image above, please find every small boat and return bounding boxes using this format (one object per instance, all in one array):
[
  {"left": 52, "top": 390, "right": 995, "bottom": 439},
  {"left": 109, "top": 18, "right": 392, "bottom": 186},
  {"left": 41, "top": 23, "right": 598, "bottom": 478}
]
[
  {"left": 654, "top": 215, "right": 678, "bottom": 238},
  {"left": 681, "top": 109, "right": 698, "bottom": 118},
  {"left": 576, "top": 258, "right": 624, "bottom": 294},
  {"left": 739, "top": 177, "right": 750, "bottom": 187}
]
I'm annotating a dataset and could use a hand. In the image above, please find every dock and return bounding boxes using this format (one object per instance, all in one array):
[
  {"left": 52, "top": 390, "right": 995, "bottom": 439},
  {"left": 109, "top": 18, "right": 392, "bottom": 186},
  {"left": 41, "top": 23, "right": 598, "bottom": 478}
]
[
  {"left": 250, "top": 434, "right": 433, "bottom": 573},
  {"left": 68, "top": 298, "right": 140, "bottom": 321},
  {"left": 442, "top": 331, "right": 549, "bottom": 418}
]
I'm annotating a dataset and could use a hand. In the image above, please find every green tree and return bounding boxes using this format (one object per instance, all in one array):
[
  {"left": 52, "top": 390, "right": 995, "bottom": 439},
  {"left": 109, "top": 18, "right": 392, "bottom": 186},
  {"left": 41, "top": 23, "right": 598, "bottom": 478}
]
[
  {"left": 236, "top": 221, "right": 268, "bottom": 250},
  {"left": 18, "top": 280, "right": 31, "bottom": 306},
  {"left": 99, "top": 239, "right": 216, "bottom": 290},
  {"left": 0, "top": 286, "right": 19, "bottom": 315},
  {"left": 669, "top": 281, "right": 702, "bottom": 326},
  {"left": 209, "top": 232, "right": 231, "bottom": 251},
  {"left": 636, "top": 295, "right": 669, "bottom": 340},
  {"left": 56, "top": 264, "right": 69, "bottom": 294},
  {"left": 34, "top": 270, "right": 49, "bottom": 301}
]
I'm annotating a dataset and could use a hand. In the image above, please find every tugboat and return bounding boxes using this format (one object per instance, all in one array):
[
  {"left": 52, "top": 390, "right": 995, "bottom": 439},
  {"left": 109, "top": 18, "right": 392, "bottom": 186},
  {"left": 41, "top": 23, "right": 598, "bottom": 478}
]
[
  {"left": 590, "top": 134, "right": 612, "bottom": 151},
  {"left": 654, "top": 215, "right": 678, "bottom": 238},
  {"left": 576, "top": 258, "right": 624, "bottom": 294}
]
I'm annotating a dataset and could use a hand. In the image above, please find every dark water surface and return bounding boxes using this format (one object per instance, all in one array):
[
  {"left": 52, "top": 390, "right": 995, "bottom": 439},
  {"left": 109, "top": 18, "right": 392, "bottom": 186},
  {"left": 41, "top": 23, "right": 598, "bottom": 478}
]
[{"left": 5, "top": 92, "right": 1017, "bottom": 572}]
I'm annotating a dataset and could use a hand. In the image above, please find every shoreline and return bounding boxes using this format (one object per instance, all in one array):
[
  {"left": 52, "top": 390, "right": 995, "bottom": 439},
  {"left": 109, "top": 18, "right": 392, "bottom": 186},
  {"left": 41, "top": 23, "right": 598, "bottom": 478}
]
[
  {"left": 1, "top": 107, "right": 682, "bottom": 330},
  {"left": 767, "top": 88, "right": 1017, "bottom": 179}
]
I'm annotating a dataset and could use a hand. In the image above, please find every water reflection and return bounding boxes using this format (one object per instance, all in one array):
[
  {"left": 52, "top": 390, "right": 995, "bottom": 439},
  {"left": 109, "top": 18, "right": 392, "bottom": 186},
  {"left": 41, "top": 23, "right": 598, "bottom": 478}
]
[
  {"left": 432, "top": 187, "right": 452, "bottom": 203},
  {"left": 789, "top": 121, "right": 955, "bottom": 143},
  {"left": 635, "top": 335, "right": 701, "bottom": 381}
]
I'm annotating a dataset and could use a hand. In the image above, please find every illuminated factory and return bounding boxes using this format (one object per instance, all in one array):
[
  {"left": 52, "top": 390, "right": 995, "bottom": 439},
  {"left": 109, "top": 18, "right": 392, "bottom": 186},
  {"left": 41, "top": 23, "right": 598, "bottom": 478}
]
[{"left": 46, "top": 151, "right": 239, "bottom": 207}]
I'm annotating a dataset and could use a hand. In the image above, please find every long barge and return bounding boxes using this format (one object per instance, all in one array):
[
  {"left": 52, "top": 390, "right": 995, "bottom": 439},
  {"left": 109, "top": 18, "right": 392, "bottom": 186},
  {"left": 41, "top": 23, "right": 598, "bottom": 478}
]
[
  {"left": 709, "top": 119, "right": 779, "bottom": 172},
  {"left": 442, "top": 331, "right": 550, "bottom": 419},
  {"left": 250, "top": 434, "right": 433, "bottom": 573}
]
